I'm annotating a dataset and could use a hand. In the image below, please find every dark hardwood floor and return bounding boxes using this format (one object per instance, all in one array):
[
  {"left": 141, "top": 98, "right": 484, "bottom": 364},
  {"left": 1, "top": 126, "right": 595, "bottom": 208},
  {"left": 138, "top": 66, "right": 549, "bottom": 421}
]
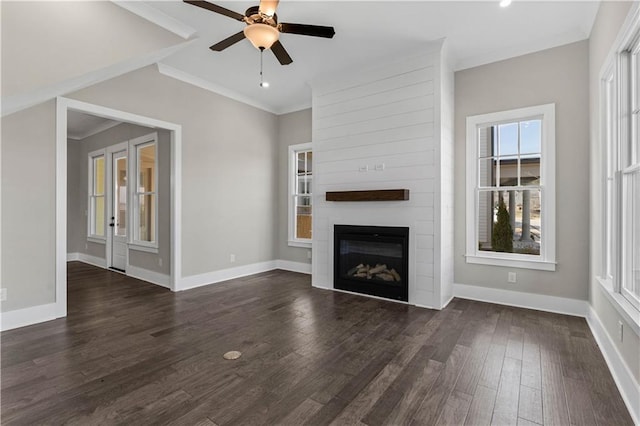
[{"left": 1, "top": 262, "right": 633, "bottom": 425}]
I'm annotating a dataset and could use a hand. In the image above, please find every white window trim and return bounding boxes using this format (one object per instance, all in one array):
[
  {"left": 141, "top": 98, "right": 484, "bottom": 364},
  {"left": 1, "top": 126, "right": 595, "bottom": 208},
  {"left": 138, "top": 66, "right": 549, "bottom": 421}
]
[
  {"left": 288, "top": 142, "right": 312, "bottom": 248},
  {"left": 87, "top": 148, "right": 107, "bottom": 243},
  {"left": 129, "top": 132, "right": 159, "bottom": 252},
  {"left": 465, "top": 103, "right": 556, "bottom": 271},
  {"left": 597, "top": 3, "right": 640, "bottom": 328}
]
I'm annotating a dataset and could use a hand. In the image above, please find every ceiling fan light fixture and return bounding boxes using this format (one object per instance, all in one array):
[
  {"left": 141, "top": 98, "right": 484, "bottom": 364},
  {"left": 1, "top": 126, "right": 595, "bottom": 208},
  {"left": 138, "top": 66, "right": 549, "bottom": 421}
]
[
  {"left": 259, "top": 0, "right": 279, "bottom": 17},
  {"left": 244, "top": 24, "right": 279, "bottom": 50}
]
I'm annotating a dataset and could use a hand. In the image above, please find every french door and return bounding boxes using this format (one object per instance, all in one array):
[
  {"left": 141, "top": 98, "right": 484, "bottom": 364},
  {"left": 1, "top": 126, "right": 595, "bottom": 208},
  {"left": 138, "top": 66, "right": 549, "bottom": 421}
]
[{"left": 106, "top": 143, "right": 128, "bottom": 271}]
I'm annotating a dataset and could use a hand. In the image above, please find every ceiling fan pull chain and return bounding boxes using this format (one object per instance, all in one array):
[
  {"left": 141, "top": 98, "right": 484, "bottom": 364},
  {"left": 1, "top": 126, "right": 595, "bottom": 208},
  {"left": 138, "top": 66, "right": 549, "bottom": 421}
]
[{"left": 259, "top": 47, "right": 269, "bottom": 88}]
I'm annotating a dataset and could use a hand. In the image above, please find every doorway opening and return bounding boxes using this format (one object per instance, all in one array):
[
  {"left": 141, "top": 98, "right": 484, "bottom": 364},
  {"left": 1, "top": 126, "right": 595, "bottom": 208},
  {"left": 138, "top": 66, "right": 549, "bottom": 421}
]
[{"left": 56, "top": 97, "right": 182, "bottom": 319}]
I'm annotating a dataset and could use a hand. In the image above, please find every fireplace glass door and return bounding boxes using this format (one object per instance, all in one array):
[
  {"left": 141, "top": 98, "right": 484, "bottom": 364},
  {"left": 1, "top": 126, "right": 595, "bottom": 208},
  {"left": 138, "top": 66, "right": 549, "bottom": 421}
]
[{"left": 334, "top": 225, "right": 409, "bottom": 301}]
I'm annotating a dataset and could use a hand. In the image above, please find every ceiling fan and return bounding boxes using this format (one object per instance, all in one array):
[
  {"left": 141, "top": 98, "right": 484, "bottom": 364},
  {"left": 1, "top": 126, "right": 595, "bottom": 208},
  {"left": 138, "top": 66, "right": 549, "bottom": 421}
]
[{"left": 184, "top": 0, "right": 335, "bottom": 66}]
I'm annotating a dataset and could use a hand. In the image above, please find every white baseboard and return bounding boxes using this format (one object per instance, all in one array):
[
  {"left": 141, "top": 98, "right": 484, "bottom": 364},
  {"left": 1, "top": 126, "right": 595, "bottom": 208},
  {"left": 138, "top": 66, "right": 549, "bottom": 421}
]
[
  {"left": 68, "top": 252, "right": 107, "bottom": 269},
  {"left": 453, "top": 283, "right": 589, "bottom": 317},
  {"left": 67, "top": 252, "right": 80, "bottom": 261},
  {"left": 177, "top": 260, "right": 278, "bottom": 291},
  {"left": 1, "top": 302, "right": 60, "bottom": 331},
  {"left": 586, "top": 307, "right": 640, "bottom": 425},
  {"left": 69, "top": 253, "right": 169, "bottom": 289},
  {"left": 126, "top": 265, "right": 171, "bottom": 289},
  {"left": 275, "top": 259, "right": 312, "bottom": 274}
]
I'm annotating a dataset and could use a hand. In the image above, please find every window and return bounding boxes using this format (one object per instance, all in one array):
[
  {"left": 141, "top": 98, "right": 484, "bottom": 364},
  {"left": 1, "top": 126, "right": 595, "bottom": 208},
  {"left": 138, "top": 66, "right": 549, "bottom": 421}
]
[
  {"left": 466, "top": 104, "right": 556, "bottom": 271},
  {"left": 601, "top": 23, "right": 640, "bottom": 314},
  {"left": 288, "top": 143, "right": 312, "bottom": 247},
  {"left": 88, "top": 150, "right": 106, "bottom": 241},
  {"left": 130, "top": 134, "right": 158, "bottom": 250}
]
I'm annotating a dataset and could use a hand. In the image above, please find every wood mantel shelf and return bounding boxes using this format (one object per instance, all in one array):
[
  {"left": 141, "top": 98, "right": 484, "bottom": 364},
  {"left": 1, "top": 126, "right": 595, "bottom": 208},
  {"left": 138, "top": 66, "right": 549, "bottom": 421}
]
[{"left": 326, "top": 189, "right": 410, "bottom": 202}]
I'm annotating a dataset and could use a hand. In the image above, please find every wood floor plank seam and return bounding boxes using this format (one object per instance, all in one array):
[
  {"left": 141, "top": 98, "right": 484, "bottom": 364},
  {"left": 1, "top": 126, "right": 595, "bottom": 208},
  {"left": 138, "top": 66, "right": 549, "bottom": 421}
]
[{"left": 0, "top": 263, "right": 633, "bottom": 426}]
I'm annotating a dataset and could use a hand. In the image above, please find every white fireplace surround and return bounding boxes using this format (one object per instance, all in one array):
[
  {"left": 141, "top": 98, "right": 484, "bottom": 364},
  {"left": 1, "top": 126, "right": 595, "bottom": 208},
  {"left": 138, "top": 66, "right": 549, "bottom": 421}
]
[{"left": 310, "top": 41, "right": 455, "bottom": 309}]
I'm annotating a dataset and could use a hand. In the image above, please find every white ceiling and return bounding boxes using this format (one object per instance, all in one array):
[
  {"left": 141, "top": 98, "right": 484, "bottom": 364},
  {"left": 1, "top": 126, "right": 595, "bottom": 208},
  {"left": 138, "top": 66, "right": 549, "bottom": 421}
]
[{"left": 135, "top": 1, "right": 600, "bottom": 114}]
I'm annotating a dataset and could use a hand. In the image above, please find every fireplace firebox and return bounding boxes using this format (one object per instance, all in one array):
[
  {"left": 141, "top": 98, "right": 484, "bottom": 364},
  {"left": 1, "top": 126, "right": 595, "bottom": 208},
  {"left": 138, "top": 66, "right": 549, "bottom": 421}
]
[{"left": 334, "top": 225, "right": 409, "bottom": 302}]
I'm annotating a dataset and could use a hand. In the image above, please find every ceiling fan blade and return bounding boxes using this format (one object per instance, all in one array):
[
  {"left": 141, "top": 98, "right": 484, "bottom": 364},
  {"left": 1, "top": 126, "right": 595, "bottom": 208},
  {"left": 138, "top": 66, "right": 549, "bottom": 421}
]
[
  {"left": 183, "top": 1, "right": 245, "bottom": 22},
  {"left": 259, "top": 0, "right": 279, "bottom": 17},
  {"left": 279, "top": 23, "right": 335, "bottom": 38},
  {"left": 209, "top": 31, "right": 246, "bottom": 51},
  {"left": 271, "top": 40, "right": 293, "bottom": 65}
]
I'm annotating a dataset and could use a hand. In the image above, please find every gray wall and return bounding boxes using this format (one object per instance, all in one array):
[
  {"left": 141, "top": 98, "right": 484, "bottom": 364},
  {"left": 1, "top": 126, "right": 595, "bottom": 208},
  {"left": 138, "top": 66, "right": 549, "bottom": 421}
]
[
  {"left": 67, "top": 123, "right": 171, "bottom": 275},
  {"left": 68, "top": 65, "right": 278, "bottom": 278},
  {"left": 2, "top": 64, "right": 279, "bottom": 313},
  {"left": 454, "top": 40, "right": 590, "bottom": 300},
  {"left": 588, "top": 1, "right": 639, "bottom": 384},
  {"left": 277, "top": 109, "right": 312, "bottom": 265},
  {"left": 1, "top": 101, "right": 56, "bottom": 311}
]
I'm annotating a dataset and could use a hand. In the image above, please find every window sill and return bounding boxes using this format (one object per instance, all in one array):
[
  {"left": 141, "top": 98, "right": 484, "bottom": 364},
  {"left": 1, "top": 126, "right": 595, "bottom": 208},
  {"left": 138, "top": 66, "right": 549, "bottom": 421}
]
[
  {"left": 597, "top": 277, "right": 640, "bottom": 337},
  {"left": 465, "top": 254, "right": 556, "bottom": 271},
  {"left": 129, "top": 243, "right": 159, "bottom": 254},
  {"left": 87, "top": 237, "right": 106, "bottom": 244},
  {"left": 288, "top": 240, "right": 312, "bottom": 248}
]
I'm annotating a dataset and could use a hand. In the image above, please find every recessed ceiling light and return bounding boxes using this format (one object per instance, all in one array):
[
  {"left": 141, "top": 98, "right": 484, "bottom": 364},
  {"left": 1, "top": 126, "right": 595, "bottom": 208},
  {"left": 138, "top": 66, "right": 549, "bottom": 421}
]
[{"left": 500, "top": 0, "right": 512, "bottom": 7}]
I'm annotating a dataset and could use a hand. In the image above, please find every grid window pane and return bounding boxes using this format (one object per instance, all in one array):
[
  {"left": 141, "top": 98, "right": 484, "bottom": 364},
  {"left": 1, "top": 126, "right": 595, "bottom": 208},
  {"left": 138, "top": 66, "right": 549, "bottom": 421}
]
[
  {"left": 498, "top": 157, "right": 518, "bottom": 187},
  {"left": 498, "top": 123, "right": 518, "bottom": 156},
  {"left": 93, "top": 196, "right": 105, "bottom": 237},
  {"left": 479, "top": 158, "right": 496, "bottom": 187},
  {"left": 295, "top": 195, "right": 312, "bottom": 239},
  {"left": 138, "top": 144, "right": 155, "bottom": 192},
  {"left": 306, "top": 151, "right": 313, "bottom": 173},
  {"left": 94, "top": 156, "right": 105, "bottom": 195},
  {"left": 520, "top": 120, "right": 542, "bottom": 154},
  {"left": 138, "top": 194, "right": 155, "bottom": 242},
  {"left": 477, "top": 190, "right": 540, "bottom": 256},
  {"left": 520, "top": 155, "right": 541, "bottom": 186},
  {"left": 622, "top": 171, "right": 640, "bottom": 303},
  {"left": 478, "top": 127, "right": 494, "bottom": 158}
]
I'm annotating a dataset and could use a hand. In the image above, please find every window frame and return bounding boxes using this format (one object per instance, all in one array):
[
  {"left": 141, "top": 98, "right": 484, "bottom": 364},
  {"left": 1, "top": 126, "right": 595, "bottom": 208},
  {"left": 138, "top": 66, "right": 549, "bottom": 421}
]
[
  {"left": 87, "top": 149, "right": 107, "bottom": 243},
  {"left": 597, "top": 6, "right": 640, "bottom": 331},
  {"left": 288, "top": 142, "right": 312, "bottom": 248},
  {"left": 129, "top": 133, "right": 159, "bottom": 253},
  {"left": 465, "top": 103, "right": 556, "bottom": 271}
]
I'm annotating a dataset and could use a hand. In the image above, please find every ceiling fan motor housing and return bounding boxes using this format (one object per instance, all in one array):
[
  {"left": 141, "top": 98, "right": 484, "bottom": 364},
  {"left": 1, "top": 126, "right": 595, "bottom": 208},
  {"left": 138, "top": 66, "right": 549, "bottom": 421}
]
[{"left": 245, "top": 6, "right": 278, "bottom": 26}]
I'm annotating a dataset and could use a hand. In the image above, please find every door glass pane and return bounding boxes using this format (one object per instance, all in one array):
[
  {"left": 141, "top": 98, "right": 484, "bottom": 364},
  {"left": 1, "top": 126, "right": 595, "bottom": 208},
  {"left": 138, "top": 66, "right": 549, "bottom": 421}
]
[
  {"left": 138, "top": 144, "right": 155, "bottom": 192},
  {"left": 115, "top": 156, "right": 127, "bottom": 237},
  {"left": 93, "top": 196, "right": 105, "bottom": 236},
  {"left": 94, "top": 156, "right": 105, "bottom": 195},
  {"left": 138, "top": 194, "right": 155, "bottom": 242}
]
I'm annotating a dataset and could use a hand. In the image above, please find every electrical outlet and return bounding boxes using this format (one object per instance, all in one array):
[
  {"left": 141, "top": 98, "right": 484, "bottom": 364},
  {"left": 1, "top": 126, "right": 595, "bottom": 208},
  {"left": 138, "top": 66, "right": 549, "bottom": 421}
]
[
  {"left": 85, "top": 243, "right": 88, "bottom": 250},
  {"left": 508, "top": 272, "right": 517, "bottom": 283},
  {"left": 0, "top": 288, "right": 7, "bottom": 302},
  {"left": 618, "top": 320, "right": 624, "bottom": 342},
  {"left": 307, "top": 250, "right": 312, "bottom": 259},
  {"left": 230, "top": 254, "right": 236, "bottom": 263},
  {"left": 158, "top": 258, "right": 163, "bottom": 267},
  {"left": 375, "top": 163, "right": 385, "bottom": 171},
  {"left": 359, "top": 165, "right": 369, "bottom": 172}
]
